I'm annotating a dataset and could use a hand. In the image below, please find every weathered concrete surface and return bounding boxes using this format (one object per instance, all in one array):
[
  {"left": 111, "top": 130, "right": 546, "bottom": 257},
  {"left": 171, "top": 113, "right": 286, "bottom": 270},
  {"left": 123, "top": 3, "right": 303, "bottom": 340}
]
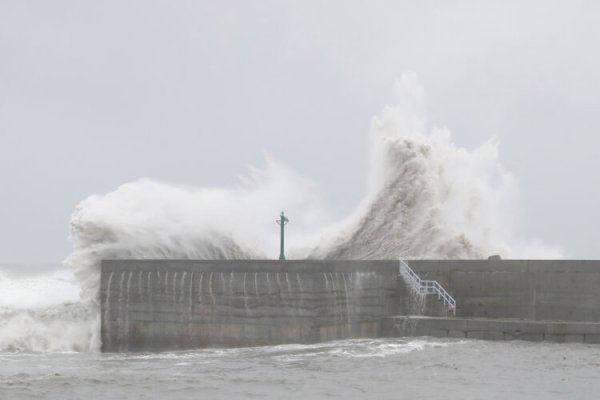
[
  {"left": 101, "top": 260, "right": 399, "bottom": 351},
  {"left": 382, "top": 316, "right": 600, "bottom": 344},
  {"left": 408, "top": 260, "right": 600, "bottom": 322},
  {"left": 101, "top": 259, "right": 600, "bottom": 351}
]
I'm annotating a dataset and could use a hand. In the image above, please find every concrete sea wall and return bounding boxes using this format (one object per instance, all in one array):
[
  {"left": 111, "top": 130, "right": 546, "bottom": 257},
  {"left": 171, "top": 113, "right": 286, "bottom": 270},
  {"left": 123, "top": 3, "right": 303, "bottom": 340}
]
[
  {"left": 407, "top": 260, "right": 600, "bottom": 322},
  {"left": 100, "top": 260, "right": 398, "bottom": 351},
  {"left": 101, "top": 259, "right": 600, "bottom": 351},
  {"left": 382, "top": 316, "right": 600, "bottom": 344}
]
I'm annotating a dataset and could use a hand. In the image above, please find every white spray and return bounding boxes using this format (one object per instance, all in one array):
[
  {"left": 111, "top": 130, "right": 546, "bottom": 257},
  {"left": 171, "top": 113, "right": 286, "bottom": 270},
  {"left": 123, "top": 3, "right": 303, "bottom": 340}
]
[
  {"left": 0, "top": 73, "right": 561, "bottom": 352},
  {"left": 312, "top": 73, "right": 562, "bottom": 260}
]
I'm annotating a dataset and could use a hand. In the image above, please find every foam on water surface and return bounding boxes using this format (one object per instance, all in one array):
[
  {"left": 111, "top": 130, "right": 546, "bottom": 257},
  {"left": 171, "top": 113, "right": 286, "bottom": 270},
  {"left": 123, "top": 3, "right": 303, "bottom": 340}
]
[{"left": 1, "top": 339, "right": 598, "bottom": 400}]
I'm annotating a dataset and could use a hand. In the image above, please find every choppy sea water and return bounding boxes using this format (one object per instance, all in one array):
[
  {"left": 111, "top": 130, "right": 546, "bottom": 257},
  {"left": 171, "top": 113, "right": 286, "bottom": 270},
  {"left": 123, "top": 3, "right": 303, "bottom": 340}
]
[{"left": 1, "top": 338, "right": 599, "bottom": 400}]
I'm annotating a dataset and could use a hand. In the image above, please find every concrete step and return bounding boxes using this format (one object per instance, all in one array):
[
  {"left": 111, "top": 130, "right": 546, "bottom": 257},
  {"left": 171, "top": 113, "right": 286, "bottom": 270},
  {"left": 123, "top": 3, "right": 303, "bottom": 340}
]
[{"left": 382, "top": 316, "right": 600, "bottom": 344}]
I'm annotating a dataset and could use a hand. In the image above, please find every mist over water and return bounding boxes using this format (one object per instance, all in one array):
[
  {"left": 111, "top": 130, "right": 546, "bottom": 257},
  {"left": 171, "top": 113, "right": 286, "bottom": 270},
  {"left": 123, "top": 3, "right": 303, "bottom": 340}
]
[{"left": 1, "top": 74, "right": 561, "bottom": 352}]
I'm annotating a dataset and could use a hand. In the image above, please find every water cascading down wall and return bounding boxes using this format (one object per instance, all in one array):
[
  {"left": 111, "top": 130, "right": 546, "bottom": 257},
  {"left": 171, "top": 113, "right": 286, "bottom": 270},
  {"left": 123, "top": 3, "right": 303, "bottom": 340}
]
[
  {"left": 100, "top": 260, "right": 399, "bottom": 351},
  {"left": 101, "top": 259, "right": 600, "bottom": 351}
]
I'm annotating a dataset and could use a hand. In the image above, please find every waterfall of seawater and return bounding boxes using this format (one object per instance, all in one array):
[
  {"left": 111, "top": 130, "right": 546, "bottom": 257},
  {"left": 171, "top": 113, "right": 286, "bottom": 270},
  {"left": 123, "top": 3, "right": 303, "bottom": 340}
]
[
  {"left": 328, "top": 272, "right": 337, "bottom": 323},
  {"left": 117, "top": 272, "right": 125, "bottom": 348},
  {"left": 220, "top": 272, "right": 225, "bottom": 298},
  {"left": 242, "top": 273, "right": 249, "bottom": 311},
  {"left": 254, "top": 273, "right": 259, "bottom": 298},
  {"left": 208, "top": 272, "right": 215, "bottom": 305},
  {"left": 179, "top": 272, "right": 186, "bottom": 303},
  {"left": 146, "top": 271, "right": 152, "bottom": 305},
  {"left": 197, "top": 272, "right": 203, "bottom": 304},
  {"left": 122, "top": 272, "right": 132, "bottom": 351},
  {"left": 276, "top": 272, "right": 282, "bottom": 297},
  {"left": 342, "top": 273, "right": 349, "bottom": 323},
  {"left": 400, "top": 274, "right": 427, "bottom": 318},
  {"left": 179, "top": 272, "right": 186, "bottom": 322},
  {"left": 97, "top": 267, "right": 398, "bottom": 349},
  {"left": 188, "top": 272, "right": 194, "bottom": 322},
  {"left": 353, "top": 272, "right": 363, "bottom": 326},
  {"left": 284, "top": 273, "right": 291, "bottom": 295},
  {"left": 344, "top": 273, "right": 351, "bottom": 336},
  {"left": 251, "top": 272, "right": 259, "bottom": 317},
  {"left": 164, "top": 271, "right": 169, "bottom": 302},
  {"left": 172, "top": 272, "right": 178, "bottom": 305},
  {"left": 147, "top": 271, "right": 150, "bottom": 302},
  {"left": 137, "top": 272, "right": 143, "bottom": 304},
  {"left": 296, "top": 273, "right": 303, "bottom": 313},
  {"left": 103, "top": 271, "right": 114, "bottom": 349},
  {"left": 337, "top": 273, "right": 344, "bottom": 324}
]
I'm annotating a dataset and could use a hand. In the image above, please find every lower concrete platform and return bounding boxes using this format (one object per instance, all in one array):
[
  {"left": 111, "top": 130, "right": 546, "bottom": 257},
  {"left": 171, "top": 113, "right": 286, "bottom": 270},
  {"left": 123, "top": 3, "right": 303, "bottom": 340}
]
[{"left": 382, "top": 316, "right": 600, "bottom": 344}]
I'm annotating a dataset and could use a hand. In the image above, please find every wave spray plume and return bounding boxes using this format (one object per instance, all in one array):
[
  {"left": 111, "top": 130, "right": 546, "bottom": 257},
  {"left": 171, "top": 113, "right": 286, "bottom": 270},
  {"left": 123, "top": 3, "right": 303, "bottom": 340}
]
[{"left": 0, "top": 73, "right": 561, "bottom": 352}]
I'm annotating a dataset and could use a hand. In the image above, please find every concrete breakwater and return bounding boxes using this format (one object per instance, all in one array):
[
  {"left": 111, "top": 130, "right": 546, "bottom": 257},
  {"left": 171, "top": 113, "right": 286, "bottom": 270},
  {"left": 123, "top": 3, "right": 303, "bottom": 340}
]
[
  {"left": 100, "top": 260, "right": 399, "bottom": 351},
  {"left": 405, "top": 260, "right": 600, "bottom": 322},
  {"left": 101, "top": 259, "right": 600, "bottom": 351},
  {"left": 382, "top": 316, "right": 600, "bottom": 343}
]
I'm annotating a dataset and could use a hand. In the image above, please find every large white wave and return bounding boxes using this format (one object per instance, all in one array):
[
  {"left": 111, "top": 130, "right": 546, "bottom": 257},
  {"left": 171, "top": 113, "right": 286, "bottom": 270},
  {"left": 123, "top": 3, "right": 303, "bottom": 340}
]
[
  {"left": 311, "top": 73, "right": 562, "bottom": 260},
  {"left": 0, "top": 73, "right": 561, "bottom": 352},
  {"left": 0, "top": 269, "right": 94, "bottom": 352}
]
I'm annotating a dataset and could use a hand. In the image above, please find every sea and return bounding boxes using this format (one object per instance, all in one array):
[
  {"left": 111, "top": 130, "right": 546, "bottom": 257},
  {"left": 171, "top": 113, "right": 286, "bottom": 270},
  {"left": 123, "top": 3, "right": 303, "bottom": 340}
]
[
  {"left": 0, "top": 72, "right": 583, "bottom": 399},
  {"left": 2, "top": 252, "right": 597, "bottom": 400},
  {"left": 1, "top": 338, "right": 599, "bottom": 399}
]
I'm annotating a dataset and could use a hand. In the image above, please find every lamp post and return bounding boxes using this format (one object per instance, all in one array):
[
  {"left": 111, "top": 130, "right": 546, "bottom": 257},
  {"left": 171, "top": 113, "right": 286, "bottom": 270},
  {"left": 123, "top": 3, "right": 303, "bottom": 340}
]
[{"left": 276, "top": 211, "right": 289, "bottom": 260}]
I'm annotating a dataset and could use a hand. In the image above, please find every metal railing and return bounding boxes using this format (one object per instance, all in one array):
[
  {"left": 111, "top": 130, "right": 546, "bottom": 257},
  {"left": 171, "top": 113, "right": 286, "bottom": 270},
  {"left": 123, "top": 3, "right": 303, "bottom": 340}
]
[{"left": 399, "top": 259, "right": 456, "bottom": 315}]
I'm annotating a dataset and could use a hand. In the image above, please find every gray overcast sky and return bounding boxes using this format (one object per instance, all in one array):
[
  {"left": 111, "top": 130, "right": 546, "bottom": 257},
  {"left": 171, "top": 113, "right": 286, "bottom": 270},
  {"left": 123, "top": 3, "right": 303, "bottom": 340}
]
[{"left": 1, "top": 0, "right": 599, "bottom": 263}]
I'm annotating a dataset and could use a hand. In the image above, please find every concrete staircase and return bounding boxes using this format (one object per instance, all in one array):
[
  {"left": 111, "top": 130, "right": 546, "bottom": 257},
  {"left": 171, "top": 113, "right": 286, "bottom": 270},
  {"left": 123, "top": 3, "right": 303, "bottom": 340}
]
[{"left": 399, "top": 259, "right": 456, "bottom": 316}]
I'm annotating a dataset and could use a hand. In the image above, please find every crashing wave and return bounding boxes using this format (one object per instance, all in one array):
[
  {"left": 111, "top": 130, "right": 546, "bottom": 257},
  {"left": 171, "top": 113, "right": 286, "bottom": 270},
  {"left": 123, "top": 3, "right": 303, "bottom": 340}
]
[
  {"left": 312, "top": 74, "right": 561, "bottom": 260},
  {"left": 0, "top": 303, "right": 95, "bottom": 352},
  {"left": 0, "top": 73, "right": 562, "bottom": 352}
]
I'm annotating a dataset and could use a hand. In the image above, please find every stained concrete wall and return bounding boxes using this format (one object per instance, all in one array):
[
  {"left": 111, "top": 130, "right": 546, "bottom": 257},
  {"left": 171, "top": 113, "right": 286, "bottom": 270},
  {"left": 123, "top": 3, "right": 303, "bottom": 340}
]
[
  {"left": 408, "top": 260, "right": 600, "bottom": 322},
  {"left": 101, "top": 259, "right": 600, "bottom": 351},
  {"left": 100, "top": 260, "right": 399, "bottom": 351}
]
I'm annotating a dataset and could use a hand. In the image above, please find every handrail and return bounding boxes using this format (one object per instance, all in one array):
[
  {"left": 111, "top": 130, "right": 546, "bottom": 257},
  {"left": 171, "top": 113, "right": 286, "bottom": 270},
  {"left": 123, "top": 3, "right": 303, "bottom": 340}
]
[{"left": 399, "top": 259, "right": 456, "bottom": 315}]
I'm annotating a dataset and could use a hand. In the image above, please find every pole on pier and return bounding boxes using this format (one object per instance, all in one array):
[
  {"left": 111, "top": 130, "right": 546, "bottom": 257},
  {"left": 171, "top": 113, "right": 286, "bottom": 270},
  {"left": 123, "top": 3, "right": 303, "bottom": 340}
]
[{"left": 276, "top": 211, "right": 289, "bottom": 260}]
